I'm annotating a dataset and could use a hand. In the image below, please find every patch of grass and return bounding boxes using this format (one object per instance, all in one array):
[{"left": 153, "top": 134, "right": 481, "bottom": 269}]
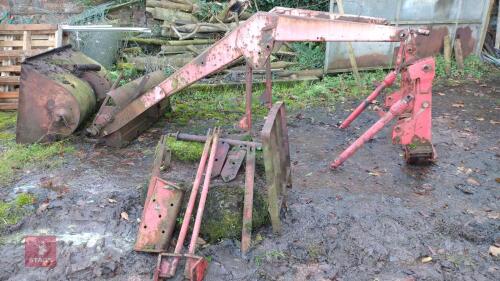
[
  {"left": 0, "top": 132, "right": 15, "bottom": 142},
  {"left": 434, "top": 54, "right": 489, "bottom": 79},
  {"left": 0, "top": 141, "right": 75, "bottom": 186},
  {"left": 166, "top": 137, "right": 204, "bottom": 162},
  {"left": 165, "top": 85, "right": 269, "bottom": 127},
  {"left": 0, "top": 193, "right": 36, "bottom": 232},
  {"left": 161, "top": 53, "right": 491, "bottom": 126},
  {"left": 0, "top": 112, "right": 16, "bottom": 131},
  {"left": 254, "top": 250, "right": 287, "bottom": 266}
]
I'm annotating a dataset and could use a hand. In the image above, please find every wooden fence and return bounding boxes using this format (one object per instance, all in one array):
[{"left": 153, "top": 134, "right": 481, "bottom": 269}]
[{"left": 0, "top": 24, "right": 62, "bottom": 110}]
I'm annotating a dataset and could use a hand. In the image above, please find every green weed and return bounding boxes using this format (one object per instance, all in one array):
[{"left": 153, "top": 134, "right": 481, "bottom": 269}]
[
  {"left": 0, "top": 193, "right": 36, "bottom": 232},
  {"left": 434, "top": 54, "right": 489, "bottom": 79},
  {"left": 0, "top": 112, "right": 16, "bottom": 131},
  {"left": 291, "top": 42, "right": 325, "bottom": 70},
  {"left": 0, "top": 142, "right": 75, "bottom": 187},
  {"left": 166, "top": 137, "right": 204, "bottom": 162}
]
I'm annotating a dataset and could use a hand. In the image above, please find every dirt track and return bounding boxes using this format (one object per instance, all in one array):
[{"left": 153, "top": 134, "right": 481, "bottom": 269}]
[{"left": 0, "top": 75, "right": 499, "bottom": 281}]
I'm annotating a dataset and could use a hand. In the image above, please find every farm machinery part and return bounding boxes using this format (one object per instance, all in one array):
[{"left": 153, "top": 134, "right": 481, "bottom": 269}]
[
  {"left": 86, "top": 7, "right": 435, "bottom": 167},
  {"left": 16, "top": 45, "right": 112, "bottom": 144},
  {"left": 332, "top": 32, "right": 436, "bottom": 168}
]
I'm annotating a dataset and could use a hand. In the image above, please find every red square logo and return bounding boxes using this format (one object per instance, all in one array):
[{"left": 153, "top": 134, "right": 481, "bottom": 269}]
[{"left": 25, "top": 235, "right": 57, "bottom": 268}]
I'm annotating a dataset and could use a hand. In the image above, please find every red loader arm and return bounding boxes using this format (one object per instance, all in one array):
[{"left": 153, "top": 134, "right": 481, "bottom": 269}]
[{"left": 92, "top": 7, "right": 404, "bottom": 137}]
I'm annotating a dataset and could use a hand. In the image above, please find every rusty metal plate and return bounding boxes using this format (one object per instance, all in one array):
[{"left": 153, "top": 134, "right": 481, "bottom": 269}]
[
  {"left": 135, "top": 177, "right": 184, "bottom": 253},
  {"left": 220, "top": 147, "right": 247, "bottom": 182},
  {"left": 261, "top": 101, "right": 292, "bottom": 234},
  {"left": 211, "top": 140, "right": 230, "bottom": 178}
]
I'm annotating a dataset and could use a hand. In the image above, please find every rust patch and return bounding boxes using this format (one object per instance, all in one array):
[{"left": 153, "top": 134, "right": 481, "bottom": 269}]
[
  {"left": 456, "top": 26, "right": 475, "bottom": 57},
  {"left": 415, "top": 26, "right": 449, "bottom": 58},
  {"left": 330, "top": 53, "right": 391, "bottom": 70}
]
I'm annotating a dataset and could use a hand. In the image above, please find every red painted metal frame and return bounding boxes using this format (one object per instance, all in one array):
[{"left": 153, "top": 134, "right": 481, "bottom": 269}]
[
  {"left": 154, "top": 253, "right": 207, "bottom": 281},
  {"left": 159, "top": 130, "right": 213, "bottom": 278},
  {"left": 184, "top": 129, "right": 219, "bottom": 279},
  {"left": 93, "top": 7, "right": 403, "bottom": 138},
  {"left": 332, "top": 55, "right": 436, "bottom": 169}
]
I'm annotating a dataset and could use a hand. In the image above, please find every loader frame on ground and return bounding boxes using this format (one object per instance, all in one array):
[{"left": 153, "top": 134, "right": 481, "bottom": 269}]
[{"left": 91, "top": 6, "right": 435, "bottom": 170}]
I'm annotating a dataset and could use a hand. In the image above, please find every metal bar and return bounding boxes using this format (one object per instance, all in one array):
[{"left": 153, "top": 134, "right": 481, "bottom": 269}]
[
  {"left": 339, "top": 70, "right": 397, "bottom": 129},
  {"left": 331, "top": 95, "right": 413, "bottom": 169},
  {"left": 388, "top": 19, "right": 482, "bottom": 25},
  {"left": 241, "top": 146, "right": 256, "bottom": 256},
  {"left": 245, "top": 64, "right": 253, "bottom": 132},
  {"left": 96, "top": 11, "right": 401, "bottom": 137},
  {"left": 164, "top": 130, "right": 213, "bottom": 278},
  {"left": 185, "top": 128, "right": 220, "bottom": 278},
  {"left": 264, "top": 56, "right": 272, "bottom": 108},
  {"left": 169, "top": 132, "right": 261, "bottom": 149}
]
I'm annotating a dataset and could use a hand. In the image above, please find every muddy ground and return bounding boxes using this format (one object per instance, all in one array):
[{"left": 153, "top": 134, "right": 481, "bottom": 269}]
[{"left": 0, "top": 75, "right": 499, "bottom": 281}]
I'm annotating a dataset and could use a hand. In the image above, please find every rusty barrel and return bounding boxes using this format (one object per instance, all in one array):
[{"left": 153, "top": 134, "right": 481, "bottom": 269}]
[{"left": 16, "top": 46, "right": 111, "bottom": 144}]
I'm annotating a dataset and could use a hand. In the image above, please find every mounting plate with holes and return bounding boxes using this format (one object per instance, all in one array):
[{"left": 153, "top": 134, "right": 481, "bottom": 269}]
[
  {"left": 134, "top": 176, "right": 184, "bottom": 253},
  {"left": 221, "top": 146, "right": 247, "bottom": 182}
]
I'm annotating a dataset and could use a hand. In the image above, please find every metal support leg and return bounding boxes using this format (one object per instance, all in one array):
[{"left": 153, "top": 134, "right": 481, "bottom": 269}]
[
  {"left": 264, "top": 57, "right": 272, "bottom": 108},
  {"left": 159, "top": 130, "right": 213, "bottom": 278},
  {"left": 241, "top": 146, "right": 255, "bottom": 256},
  {"left": 245, "top": 64, "right": 253, "bottom": 133},
  {"left": 184, "top": 128, "right": 220, "bottom": 279},
  {"left": 331, "top": 95, "right": 413, "bottom": 169},
  {"left": 339, "top": 71, "right": 397, "bottom": 129}
]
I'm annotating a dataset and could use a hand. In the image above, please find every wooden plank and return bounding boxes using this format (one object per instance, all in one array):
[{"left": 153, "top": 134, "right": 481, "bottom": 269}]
[
  {"left": 477, "top": 0, "right": 495, "bottom": 56},
  {"left": 23, "top": 31, "right": 32, "bottom": 51},
  {"left": 0, "top": 91, "right": 19, "bottom": 99},
  {"left": 336, "top": 0, "right": 361, "bottom": 86},
  {"left": 496, "top": 0, "right": 500, "bottom": 49},
  {"left": 0, "top": 103, "right": 18, "bottom": 110},
  {"left": 0, "top": 30, "right": 58, "bottom": 35},
  {"left": 0, "top": 76, "right": 20, "bottom": 85},
  {"left": 0, "top": 24, "right": 58, "bottom": 31},
  {"left": 0, "top": 40, "right": 55, "bottom": 47},
  {"left": 443, "top": 35, "right": 451, "bottom": 76},
  {"left": 0, "top": 49, "right": 45, "bottom": 58},
  {"left": 0, "top": 65, "right": 21, "bottom": 72},
  {"left": 454, "top": 38, "right": 464, "bottom": 74},
  {"left": 0, "top": 40, "right": 23, "bottom": 47}
]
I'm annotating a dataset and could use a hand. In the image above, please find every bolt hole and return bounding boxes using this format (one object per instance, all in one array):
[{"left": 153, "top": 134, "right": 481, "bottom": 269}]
[
  {"left": 152, "top": 199, "right": 156, "bottom": 202},
  {"left": 215, "top": 158, "right": 218, "bottom": 161},
  {"left": 162, "top": 230, "right": 165, "bottom": 234},
  {"left": 144, "top": 225, "right": 147, "bottom": 229},
  {"left": 159, "top": 214, "right": 162, "bottom": 218},
  {"left": 170, "top": 203, "right": 174, "bottom": 207}
]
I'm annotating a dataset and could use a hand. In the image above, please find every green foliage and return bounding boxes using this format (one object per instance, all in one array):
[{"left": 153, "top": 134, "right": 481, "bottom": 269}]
[
  {"left": 166, "top": 137, "right": 204, "bottom": 162},
  {"left": 0, "top": 112, "right": 16, "bottom": 131},
  {"left": 255, "top": 0, "right": 328, "bottom": 11},
  {"left": 0, "top": 142, "right": 75, "bottom": 186},
  {"left": 165, "top": 85, "right": 268, "bottom": 127},
  {"left": 434, "top": 54, "right": 489, "bottom": 79},
  {"left": 0, "top": 193, "right": 36, "bottom": 232},
  {"left": 201, "top": 186, "right": 269, "bottom": 243},
  {"left": 194, "top": 0, "right": 224, "bottom": 21},
  {"left": 291, "top": 42, "right": 325, "bottom": 70},
  {"left": 108, "top": 63, "right": 143, "bottom": 86}
]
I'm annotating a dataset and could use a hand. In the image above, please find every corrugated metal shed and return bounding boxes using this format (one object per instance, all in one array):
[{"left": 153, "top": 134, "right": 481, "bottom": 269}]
[{"left": 324, "top": 0, "right": 495, "bottom": 73}]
